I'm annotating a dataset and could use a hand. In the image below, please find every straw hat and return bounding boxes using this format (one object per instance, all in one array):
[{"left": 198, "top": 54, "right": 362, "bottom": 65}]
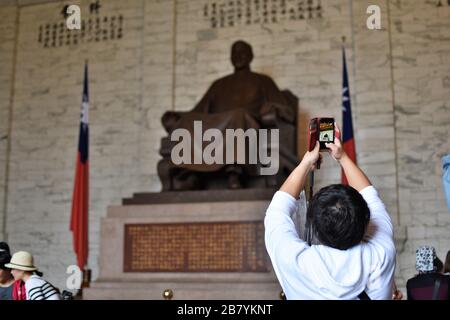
[{"left": 5, "top": 251, "right": 38, "bottom": 271}]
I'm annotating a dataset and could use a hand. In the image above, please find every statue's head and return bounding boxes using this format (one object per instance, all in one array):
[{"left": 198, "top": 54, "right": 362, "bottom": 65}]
[{"left": 231, "top": 40, "right": 253, "bottom": 70}]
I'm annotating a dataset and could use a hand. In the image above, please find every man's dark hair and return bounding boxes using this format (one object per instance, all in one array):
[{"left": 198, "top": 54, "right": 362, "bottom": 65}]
[
  {"left": 0, "top": 252, "right": 11, "bottom": 270},
  {"left": 0, "top": 242, "right": 10, "bottom": 255},
  {"left": 308, "top": 184, "right": 370, "bottom": 250},
  {"left": 435, "top": 256, "right": 444, "bottom": 273},
  {"left": 445, "top": 250, "right": 450, "bottom": 274},
  {"left": 0, "top": 242, "right": 12, "bottom": 270}
]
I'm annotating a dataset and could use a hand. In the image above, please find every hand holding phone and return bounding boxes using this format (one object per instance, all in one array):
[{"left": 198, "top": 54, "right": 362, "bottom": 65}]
[
  {"left": 325, "top": 123, "right": 345, "bottom": 162},
  {"left": 308, "top": 117, "right": 335, "bottom": 169},
  {"left": 302, "top": 141, "right": 321, "bottom": 171},
  {"left": 308, "top": 118, "right": 335, "bottom": 151}
]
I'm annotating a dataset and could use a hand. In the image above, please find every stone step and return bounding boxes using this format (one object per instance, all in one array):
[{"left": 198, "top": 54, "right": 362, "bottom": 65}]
[
  {"left": 122, "top": 188, "right": 278, "bottom": 205},
  {"left": 83, "top": 280, "right": 282, "bottom": 300}
]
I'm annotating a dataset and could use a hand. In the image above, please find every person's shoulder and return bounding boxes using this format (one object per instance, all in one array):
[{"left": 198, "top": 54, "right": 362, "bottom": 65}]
[
  {"left": 438, "top": 273, "right": 450, "bottom": 281},
  {"left": 406, "top": 274, "right": 423, "bottom": 287},
  {"left": 267, "top": 190, "right": 298, "bottom": 213},
  {"left": 444, "top": 274, "right": 450, "bottom": 285},
  {"left": 406, "top": 274, "right": 419, "bottom": 282},
  {"left": 359, "top": 185, "right": 378, "bottom": 199},
  {"left": 25, "top": 276, "right": 46, "bottom": 289},
  {"left": 213, "top": 73, "right": 234, "bottom": 84},
  {"left": 253, "top": 71, "right": 270, "bottom": 78},
  {"left": 406, "top": 277, "right": 412, "bottom": 288},
  {"left": 377, "top": 239, "right": 396, "bottom": 261},
  {"left": 253, "top": 72, "right": 276, "bottom": 84},
  {"left": 365, "top": 236, "right": 396, "bottom": 267}
]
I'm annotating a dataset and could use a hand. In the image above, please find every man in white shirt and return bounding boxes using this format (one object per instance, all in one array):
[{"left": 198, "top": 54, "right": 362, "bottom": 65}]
[{"left": 264, "top": 124, "right": 396, "bottom": 300}]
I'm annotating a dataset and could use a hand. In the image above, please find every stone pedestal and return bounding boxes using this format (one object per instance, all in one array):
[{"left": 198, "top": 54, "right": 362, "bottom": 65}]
[{"left": 83, "top": 189, "right": 282, "bottom": 300}]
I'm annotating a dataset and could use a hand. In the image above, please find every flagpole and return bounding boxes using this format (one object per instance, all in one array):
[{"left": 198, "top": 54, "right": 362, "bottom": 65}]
[
  {"left": 82, "top": 59, "right": 91, "bottom": 297},
  {"left": 305, "top": 170, "right": 314, "bottom": 245}
]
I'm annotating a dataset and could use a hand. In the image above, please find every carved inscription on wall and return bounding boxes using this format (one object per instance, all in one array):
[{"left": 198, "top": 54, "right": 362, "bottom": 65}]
[{"left": 203, "top": 0, "right": 323, "bottom": 28}]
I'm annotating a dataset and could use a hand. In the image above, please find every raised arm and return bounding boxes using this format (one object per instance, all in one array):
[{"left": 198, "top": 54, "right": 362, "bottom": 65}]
[
  {"left": 325, "top": 124, "right": 371, "bottom": 192},
  {"left": 280, "top": 141, "right": 321, "bottom": 198},
  {"left": 265, "top": 141, "right": 320, "bottom": 291},
  {"left": 327, "top": 124, "right": 395, "bottom": 250}
]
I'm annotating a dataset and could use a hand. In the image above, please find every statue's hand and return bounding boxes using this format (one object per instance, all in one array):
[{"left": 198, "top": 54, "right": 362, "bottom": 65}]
[
  {"left": 260, "top": 102, "right": 295, "bottom": 124},
  {"left": 162, "top": 111, "right": 181, "bottom": 133},
  {"left": 260, "top": 103, "right": 275, "bottom": 117}
]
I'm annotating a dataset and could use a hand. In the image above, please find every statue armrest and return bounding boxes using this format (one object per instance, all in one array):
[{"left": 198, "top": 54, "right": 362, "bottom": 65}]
[
  {"left": 162, "top": 111, "right": 180, "bottom": 133},
  {"left": 260, "top": 111, "right": 277, "bottom": 126},
  {"left": 159, "top": 137, "right": 174, "bottom": 157},
  {"left": 260, "top": 102, "right": 295, "bottom": 126}
]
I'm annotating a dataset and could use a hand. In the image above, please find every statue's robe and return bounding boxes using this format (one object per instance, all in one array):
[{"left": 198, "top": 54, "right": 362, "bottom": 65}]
[{"left": 170, "top": 70, "right": 294, "bottom": 172}]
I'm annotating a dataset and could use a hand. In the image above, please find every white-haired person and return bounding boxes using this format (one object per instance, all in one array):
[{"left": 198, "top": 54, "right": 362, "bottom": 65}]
[{"left": 5, "top": 251, "right": 61, "bottom": 300}]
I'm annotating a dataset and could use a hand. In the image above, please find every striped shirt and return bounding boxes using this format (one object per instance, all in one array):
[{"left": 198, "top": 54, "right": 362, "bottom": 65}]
[{"left": 25, "top": 275, "right": 61, "bottom": 300}]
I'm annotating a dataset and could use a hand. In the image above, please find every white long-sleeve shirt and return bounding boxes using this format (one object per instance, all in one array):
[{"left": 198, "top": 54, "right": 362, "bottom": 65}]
[{"left": 264, "top": 185, "right": 396, "bottom": 300}]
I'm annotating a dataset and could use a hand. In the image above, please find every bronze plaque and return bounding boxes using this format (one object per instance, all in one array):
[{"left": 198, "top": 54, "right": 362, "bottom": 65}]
[{"left": 124, "top": 221, "right": 268, "bottom": 272}]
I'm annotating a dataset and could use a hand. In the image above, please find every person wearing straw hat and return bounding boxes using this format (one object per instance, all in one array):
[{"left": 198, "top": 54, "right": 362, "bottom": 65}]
[{"left": 5, "top": 251, "right": 61, "bottom": 300}]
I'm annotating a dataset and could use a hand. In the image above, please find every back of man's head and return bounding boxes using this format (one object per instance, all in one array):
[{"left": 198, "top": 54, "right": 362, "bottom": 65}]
[
  {"left": 308, "top": 184, "right": 370, "bottom": 250},
  {"left": 0, "top": 242, "right": 10, "bottom": 255}
]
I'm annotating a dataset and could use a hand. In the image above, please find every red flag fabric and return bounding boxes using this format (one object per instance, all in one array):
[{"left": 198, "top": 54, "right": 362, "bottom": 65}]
[
  {"left": 70, "top": 63, "right": 89, "bottom": 269},
  {"left": 12, "top": 280, "right": 26, "bottom": 300}
]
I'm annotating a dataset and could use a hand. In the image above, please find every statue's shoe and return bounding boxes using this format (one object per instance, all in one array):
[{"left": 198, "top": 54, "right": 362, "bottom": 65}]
[
  {"left": 173, "top": 173, "right": 201, "bottom": 191},
  {"left": 227, "top": 173, "right": 242, "bottom": 189}
]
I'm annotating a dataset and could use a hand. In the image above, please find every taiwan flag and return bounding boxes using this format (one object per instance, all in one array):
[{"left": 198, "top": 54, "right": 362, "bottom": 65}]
[
  {"left": 70, "top": 63, "right": 89, "bottom": 269},
  {"left": 342, "top": 48, "right": 356, "bottom": 185}
]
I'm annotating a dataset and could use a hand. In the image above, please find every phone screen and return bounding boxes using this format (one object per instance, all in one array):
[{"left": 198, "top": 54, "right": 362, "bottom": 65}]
[{"left": 318, "top": 118, "right": 334, "bottom": 149}]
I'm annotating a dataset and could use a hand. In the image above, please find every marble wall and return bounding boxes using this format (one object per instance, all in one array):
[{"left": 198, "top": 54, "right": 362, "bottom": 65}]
[
  {"left": 0, "top": 0, "right": 449, "bottom": 293},
  {"left": 390, "top": 0, "right": 450, "bottom": 285},
  {"left": 0, "top": 5, "right": 17, "bottom": 242}
]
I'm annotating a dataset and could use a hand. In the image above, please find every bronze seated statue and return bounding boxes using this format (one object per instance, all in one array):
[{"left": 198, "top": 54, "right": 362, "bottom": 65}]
[{"left": 158, "top": 40, "right": 299, "bottom": 191}]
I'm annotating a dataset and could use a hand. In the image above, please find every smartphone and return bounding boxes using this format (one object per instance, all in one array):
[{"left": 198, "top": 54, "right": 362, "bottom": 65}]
[
  {"left": 318, "top": 118, "right": 335, "bottom": 150},
  {"left": 308, "top": 117, "right": 335, "bottom": 151}
]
